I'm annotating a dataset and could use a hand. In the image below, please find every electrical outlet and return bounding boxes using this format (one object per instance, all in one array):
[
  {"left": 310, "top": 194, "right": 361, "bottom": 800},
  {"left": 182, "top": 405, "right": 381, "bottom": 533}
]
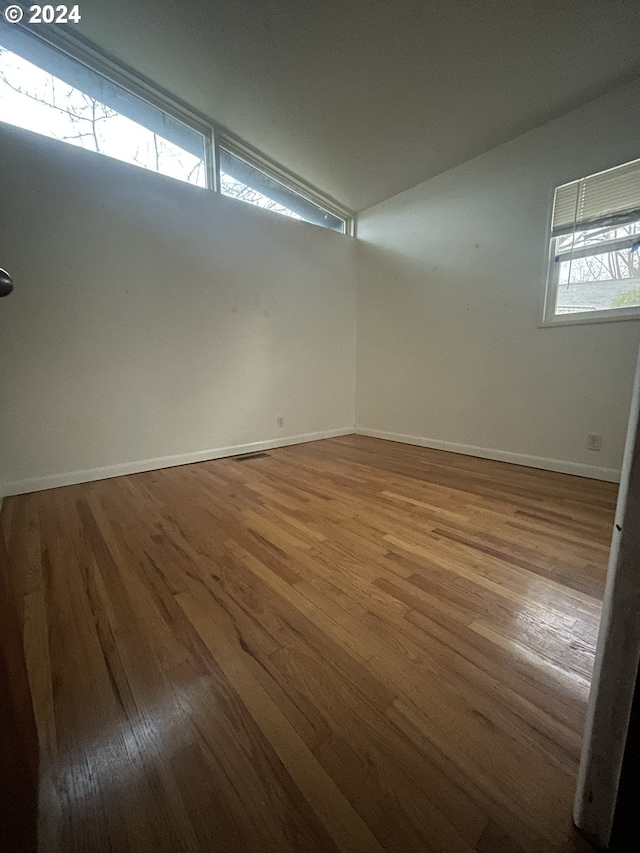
[
  {"left": 277, "top": 416, "right": 284, "bottom": 428},
  {"left": 587, "top": 433, "right": 602, "bottom": 452}
]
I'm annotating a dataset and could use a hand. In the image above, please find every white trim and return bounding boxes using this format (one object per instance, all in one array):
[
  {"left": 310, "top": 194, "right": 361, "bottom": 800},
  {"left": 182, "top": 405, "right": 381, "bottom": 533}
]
[
  {"left": 5, "top": 18, "right": 354, "bottom": 234},
  {"left": 542, "top": 200, "right": 640, "bottom": 327},
  {"left": 0, "top": 429, "right": 355, "bottom": 498},
  {"left": 218, "top": 132, "right": 354, "bottom": 234},
  {"left": 10, "top": 16, "right": 215, "bottom": 145},
  {"left": 539, "top": 308, "right": 640, "bottom": 328},
  {"left": 574, "top": 343, "right": 640, "bottom": 846},
  {"left": 355, "top": 428, "right": 620, "bottom": 482}
]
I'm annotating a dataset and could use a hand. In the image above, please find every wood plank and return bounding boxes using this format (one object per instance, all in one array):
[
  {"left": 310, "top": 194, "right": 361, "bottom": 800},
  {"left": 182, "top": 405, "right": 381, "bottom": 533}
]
[
  {"left": 176, "top": 589, "right": 382, "bottom": 853},
  {"left": 0, "top": 520, "right": 38, "bottom": 853},
  {"left": 0, "top": 435, "right": 614, "bottom": 852}
]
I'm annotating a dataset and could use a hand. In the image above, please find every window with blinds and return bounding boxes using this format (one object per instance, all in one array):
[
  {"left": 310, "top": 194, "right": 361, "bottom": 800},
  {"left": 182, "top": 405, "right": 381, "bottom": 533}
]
[{"left": 544, "top": 158, "right": 640, "bottom": 323}]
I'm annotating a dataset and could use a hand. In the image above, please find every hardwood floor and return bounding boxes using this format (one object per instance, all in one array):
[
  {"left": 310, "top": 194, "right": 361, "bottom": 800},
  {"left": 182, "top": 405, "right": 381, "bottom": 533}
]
[{"left": 1, "top": 435, "right": 617, "bottom": 853}]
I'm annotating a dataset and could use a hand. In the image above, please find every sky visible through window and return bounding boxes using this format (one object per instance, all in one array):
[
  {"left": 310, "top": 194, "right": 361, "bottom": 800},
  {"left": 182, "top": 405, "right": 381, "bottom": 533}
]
[
  {"left": 0, "top": 42, "right": 300, "bottom": 219},
  {"left": 219, "top": 171, "right": 301, "bottom": 220},
  {"left": 0, "top": 46, "right": 207, "bottom": 186}
]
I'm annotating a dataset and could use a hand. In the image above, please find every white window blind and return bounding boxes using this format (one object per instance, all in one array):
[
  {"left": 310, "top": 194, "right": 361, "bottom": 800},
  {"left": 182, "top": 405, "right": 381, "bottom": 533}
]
[{"left": 551, "top": 158, "right": 640, "bottom": 236}]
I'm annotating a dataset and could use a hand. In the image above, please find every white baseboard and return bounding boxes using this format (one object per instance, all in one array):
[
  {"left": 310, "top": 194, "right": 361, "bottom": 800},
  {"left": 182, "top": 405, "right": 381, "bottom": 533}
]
[
  {"left": 0, "top": 428, "right": 355, "bottom": 498},
  {"left": 355, "top": 428, "right": 620, "bottom": 483},
  {"left": 2, "top": 425, "right": 619, "bottom": 498}
]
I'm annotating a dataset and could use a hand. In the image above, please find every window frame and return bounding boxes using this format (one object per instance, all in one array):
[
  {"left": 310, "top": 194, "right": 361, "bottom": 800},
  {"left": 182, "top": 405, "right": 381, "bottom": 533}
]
[
  {"left": 541, "top": 176, "right": 640, "bottom": 328},
  {"left": 218, "top": 135, "right": 352, "bottom": 233},
  {"left": 2, "top": 18, "right": 353, "bottom": 234},
  {"left": 1, "top": 19, "right": 218, "bottom": 189}
]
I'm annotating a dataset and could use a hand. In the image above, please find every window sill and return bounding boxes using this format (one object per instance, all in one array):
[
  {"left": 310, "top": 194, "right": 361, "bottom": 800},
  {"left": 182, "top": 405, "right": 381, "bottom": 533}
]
[{"left": 539, "top": 309, "right": 640, "bottom": 328}]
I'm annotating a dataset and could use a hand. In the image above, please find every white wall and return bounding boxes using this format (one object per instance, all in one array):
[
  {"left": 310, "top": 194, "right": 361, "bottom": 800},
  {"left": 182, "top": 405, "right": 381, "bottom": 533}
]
[
  {"left": 0, "top": 125, "right": 356, "bottom": 495},
  {"left": 355, "top": 77, "right": 640, "bottom": 481},
  {"left": 2, "top": 77, "right": 638, "bottom": 495}
]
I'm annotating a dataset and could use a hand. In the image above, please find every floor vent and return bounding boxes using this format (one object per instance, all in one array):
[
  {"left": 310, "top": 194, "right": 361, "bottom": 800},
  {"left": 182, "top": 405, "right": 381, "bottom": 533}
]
[{"left": 233, "top": 452, "right": 271, "bottom": 462}]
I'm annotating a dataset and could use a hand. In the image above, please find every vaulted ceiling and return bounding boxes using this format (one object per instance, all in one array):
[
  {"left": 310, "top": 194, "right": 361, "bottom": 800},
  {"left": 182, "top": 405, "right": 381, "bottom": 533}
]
[{"left": 76, "top": 0, "right": 640, "bottom": 212}]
